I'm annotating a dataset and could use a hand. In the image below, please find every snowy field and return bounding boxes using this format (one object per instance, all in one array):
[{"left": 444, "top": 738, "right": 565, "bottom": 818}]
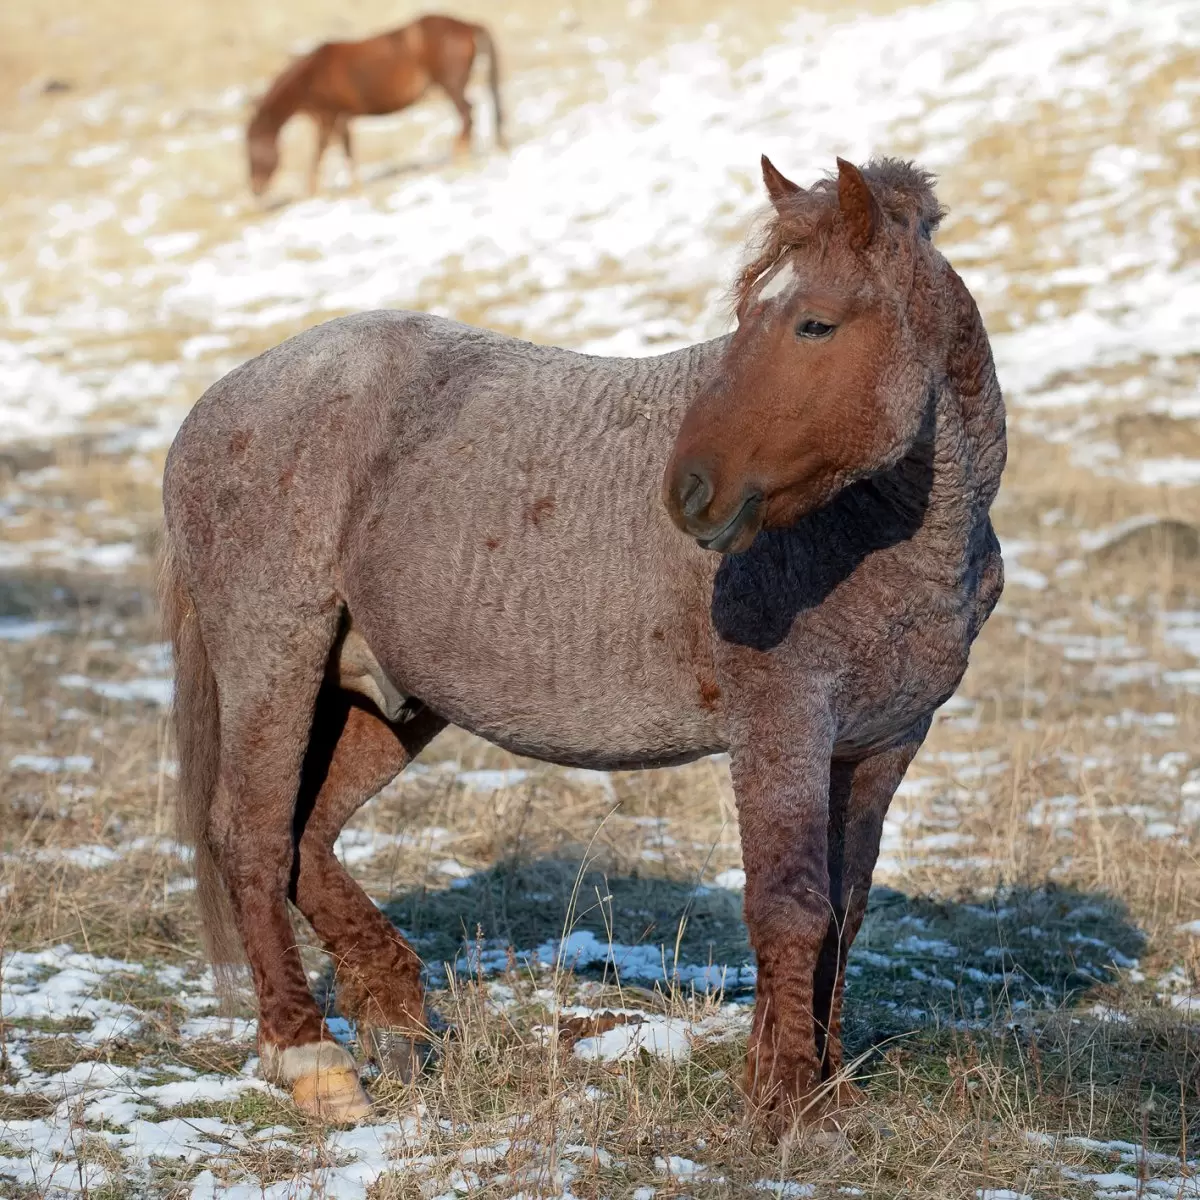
[{"left": 1, "top": 0, "right": 1199, "bottom": 1195}]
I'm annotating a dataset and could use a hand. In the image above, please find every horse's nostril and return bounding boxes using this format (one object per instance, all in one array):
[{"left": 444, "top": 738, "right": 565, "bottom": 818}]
[{"left": 679, "top": 470, "right": 713, "bottom": 520}]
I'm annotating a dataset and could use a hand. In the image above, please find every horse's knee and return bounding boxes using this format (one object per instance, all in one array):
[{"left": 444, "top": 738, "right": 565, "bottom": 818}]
[{"left": 744, "top": 883, "right": 831, "bottom": 955}]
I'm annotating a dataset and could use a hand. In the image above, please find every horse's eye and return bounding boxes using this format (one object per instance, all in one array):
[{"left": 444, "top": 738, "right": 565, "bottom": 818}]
[{"left": 796, "top": 319, "right": 836, "bottom": 339}]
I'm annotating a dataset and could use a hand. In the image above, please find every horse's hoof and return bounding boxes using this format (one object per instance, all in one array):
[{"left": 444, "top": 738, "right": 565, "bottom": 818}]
[
  {"left": 830, "top": 1077, "right": 866, "bottom": 1109},
  {"left": 360, "top": 1024, "right": 435, "bottom": 1083},
  {"left": 777, "top": 1109, "right": 856, "bottom": 1156},
  {"left": 804, "top": 1125, "right": 855, "bottom": 1154},
  {"left": 746, "top": 1073, "right": 862, "bottom": 1146},
  {"left": 292, "top": 1066, "right": 373, "bottom": 1124}
]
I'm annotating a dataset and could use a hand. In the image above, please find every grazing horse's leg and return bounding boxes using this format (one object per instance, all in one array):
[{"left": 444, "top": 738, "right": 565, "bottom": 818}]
[
  {"left": 335, "top": 116, "right": 357, "bottom": 189},
  {"left": 729, "top": 686, "right": 837, "bottom": 1136},
  {"left": 431, "top": 34, "right": 476, "bottom": 157},
  {"left": 441, "top": 82, "right": 474, "bottom": 156},
  {"left": 309, "top": 112, "right": 335, "bottom": 197},
  {"left": 812, "top": 724, "right": 929, "bottom": 1103},
  {"left": 207, "top": 623, "right": 372, "bottom": 1122},
  {"left": 291, "top": 691, "right": 447, "bottom": 1080}
]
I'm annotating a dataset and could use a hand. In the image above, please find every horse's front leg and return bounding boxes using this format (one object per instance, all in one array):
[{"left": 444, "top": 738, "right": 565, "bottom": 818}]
[
  {"left": 814, "top": 722, "right": 930, "bottom": 1099},
  {"left": 334, "top": 116, "right": 357, "bottom": 190},
  {"left": 729, "top": 694, "right": 836, "bottom": 1135},
  {"left": 309, "top": 112, "right": 335, "bottom": 197}
]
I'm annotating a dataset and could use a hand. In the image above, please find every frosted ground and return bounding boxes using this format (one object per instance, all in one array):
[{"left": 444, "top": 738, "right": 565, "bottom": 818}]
[{"left": 1, "top": 0, "right": 1199, "bottom": 1195}]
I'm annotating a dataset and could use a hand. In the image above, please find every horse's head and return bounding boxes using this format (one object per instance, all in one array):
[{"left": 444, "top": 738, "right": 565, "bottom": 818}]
[
  {"left": 664, "top": 156, "right": 949, "bottom": 553},
  {"left": 246, "top": 124, "right": 280, "bottom": 197}
]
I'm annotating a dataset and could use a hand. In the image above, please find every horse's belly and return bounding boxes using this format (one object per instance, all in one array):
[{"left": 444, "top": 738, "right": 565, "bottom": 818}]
[
  {"left": 343, "top": 527, "right": 723, "bottom": 769},
  {"left": 374, "top": 631, "right": 722, "bottom": 770}
]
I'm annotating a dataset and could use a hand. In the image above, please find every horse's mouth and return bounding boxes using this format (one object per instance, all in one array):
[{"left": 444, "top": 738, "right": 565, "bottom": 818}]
[{"left": 694, "top": 492, "right": 764, "bottom": 554}]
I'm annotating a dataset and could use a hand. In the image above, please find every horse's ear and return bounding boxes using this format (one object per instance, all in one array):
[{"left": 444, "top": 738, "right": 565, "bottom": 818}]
[
  {"left": 836, "top": 157, "right": 880, "bottom": 251},
  {"left": 761, "top": 155, "right": 801, "bottom": 208}
]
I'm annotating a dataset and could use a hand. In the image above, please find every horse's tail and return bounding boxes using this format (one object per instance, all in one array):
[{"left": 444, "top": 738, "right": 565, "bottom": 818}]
[
  {"left": 159, "top": 538, "right": 243, "bottom": 996},
  {"left": 472, "top": 23, "right": 505, "bottom": 149}
]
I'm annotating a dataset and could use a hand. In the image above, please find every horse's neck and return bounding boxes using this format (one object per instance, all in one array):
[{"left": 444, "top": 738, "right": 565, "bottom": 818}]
[
  {"left": 251, "top": 56, "right": 313, "bottom": 136},
  {"left": 620, "top": 337, "right": 731, "bottom": 416},
  {"left": 559, "top": 336, "right": 732, "bottom": 452},
  {"left": 880, "top": 379, "right": 1000, "bottom": 577},
  {"left": 250, "top": 96, "right": 293, "bottom": 139}
]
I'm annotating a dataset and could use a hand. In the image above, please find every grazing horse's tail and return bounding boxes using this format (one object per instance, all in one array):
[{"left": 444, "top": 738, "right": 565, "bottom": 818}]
[
  {"left": 472, "top": 23, "right": 505, "bottom": 149},
  {"left": 159, "top": 540, "right": 243, "bottom": 995}
]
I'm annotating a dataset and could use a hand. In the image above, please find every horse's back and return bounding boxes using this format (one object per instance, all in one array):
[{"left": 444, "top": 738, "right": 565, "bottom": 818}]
[{"left": 165, "top": 307, "right": 693, "bottom": 587}]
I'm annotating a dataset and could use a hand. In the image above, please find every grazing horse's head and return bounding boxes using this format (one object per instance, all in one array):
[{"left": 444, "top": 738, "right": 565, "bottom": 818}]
[
  {"left": 664, "top": 155, "right": 950, "bottom": 553},
  {"left": 247, "top": 125, "right": 280, "bottom": 197}
]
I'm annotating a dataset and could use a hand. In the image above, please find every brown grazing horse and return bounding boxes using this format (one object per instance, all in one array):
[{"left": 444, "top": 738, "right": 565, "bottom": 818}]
[
  {"left": 162, "top": 156, "right": 1005, "bottom": 1135},
  {"left": 246, "top": 13, "right": 504, "bottom": 198}
]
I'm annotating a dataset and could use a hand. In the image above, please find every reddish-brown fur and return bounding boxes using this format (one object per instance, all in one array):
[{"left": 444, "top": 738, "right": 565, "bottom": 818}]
[
  {"left": 246, "top": 13, "right": 504, "bottom": 198},
  {"left": 162, "top": 155, "right": 1005, "bottom": 1135}
]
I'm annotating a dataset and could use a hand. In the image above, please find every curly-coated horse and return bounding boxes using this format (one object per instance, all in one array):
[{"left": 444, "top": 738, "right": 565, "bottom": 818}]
[{"left": 161, "top": 156, "right": 1005, "bottom": 1135}]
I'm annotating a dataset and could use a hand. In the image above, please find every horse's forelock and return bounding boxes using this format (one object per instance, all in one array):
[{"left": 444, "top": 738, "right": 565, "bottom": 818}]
[
  {"left": 731, "top": 158, "right": 945, "bottom": 311},
  {"left": 730, "top": 187, "right": 831, "bottom": 313}
]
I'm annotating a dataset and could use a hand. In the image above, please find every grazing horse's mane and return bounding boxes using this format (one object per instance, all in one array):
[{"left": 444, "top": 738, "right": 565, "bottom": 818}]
[
  {"left": 249, "top": 51, "right": 317, "bottom": 133},
  {"left": 732, "top": 157, "right": 948, "bottom": 311}
]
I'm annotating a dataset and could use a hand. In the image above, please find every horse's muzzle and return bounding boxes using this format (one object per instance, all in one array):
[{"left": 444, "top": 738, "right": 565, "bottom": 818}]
[{"left": 665, "top": 461, "right": 764, "bottom": 553}]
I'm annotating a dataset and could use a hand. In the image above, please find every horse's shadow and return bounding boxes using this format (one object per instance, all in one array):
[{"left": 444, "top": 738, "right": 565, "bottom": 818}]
[
  {"left": 364, "top": 151, "right": 455, "bottom": 186},
  {"left": 251, "top": 150, "right": 469, "bottom": 212},
  {"left": 318, "top": 857, "right": 1200, "bottom": 1147},
  {"left": 362, "top": 856, "right": 1145, "bottom": 1046}
]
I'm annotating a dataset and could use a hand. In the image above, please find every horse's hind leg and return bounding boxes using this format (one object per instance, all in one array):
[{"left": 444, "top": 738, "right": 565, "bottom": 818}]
[
  {"left": 207, "top": 623, "right": 371, "bottom": 1121},
  {"left": 292, "top": 691, "right": 447, "bottom": 1079},
  {"left": 440, "top": 82, "right": 474, "bottom": 156},
  {"left": 432, "top": 37, "right": 476, "bottom": 157}
]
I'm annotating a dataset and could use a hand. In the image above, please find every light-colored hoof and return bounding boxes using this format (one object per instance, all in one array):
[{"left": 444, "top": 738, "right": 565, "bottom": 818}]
[
  {"left": 809, "top": 1125, "right": 852, "bottom": 1152},
  {"left": 259, "top": 1039, "right": 371, "bottom": 1124},
  {"left": 292, "top": 1066, "right": 373, "bottom": 1123}
]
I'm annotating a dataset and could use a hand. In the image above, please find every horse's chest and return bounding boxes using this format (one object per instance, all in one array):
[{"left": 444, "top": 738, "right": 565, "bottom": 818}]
[{"left": 828, "top": 587, "right": 975, "bottom": 752}]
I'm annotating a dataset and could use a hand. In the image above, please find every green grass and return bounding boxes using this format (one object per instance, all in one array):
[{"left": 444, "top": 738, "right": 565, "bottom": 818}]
[{"left": 154, "top": 1088, "right": 302, "bottom": 1131}]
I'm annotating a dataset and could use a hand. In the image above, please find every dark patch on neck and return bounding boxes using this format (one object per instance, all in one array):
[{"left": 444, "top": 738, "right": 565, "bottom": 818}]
[{"left": 711, "top": 396, "right": 938, "bottom": 652}]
